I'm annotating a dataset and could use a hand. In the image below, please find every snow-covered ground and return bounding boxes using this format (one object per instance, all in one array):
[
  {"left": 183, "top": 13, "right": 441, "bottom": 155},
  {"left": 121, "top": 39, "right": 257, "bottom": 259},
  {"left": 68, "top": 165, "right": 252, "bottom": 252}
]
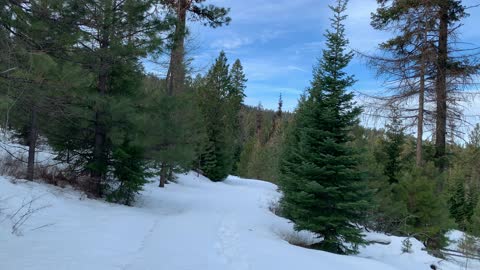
[
  {"left": 0, "top": 172, "right": 478, "bottom": 270},
  {"left": 0, "top": 132, "right": 58, "bottom": 171}
]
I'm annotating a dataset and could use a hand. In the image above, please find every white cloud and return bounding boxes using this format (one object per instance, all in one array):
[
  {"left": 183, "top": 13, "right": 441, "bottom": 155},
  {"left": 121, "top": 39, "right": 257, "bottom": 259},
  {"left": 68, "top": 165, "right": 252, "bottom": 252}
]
[
  {"left": 210, "top": 36, "right": 253, "bottom": 50},
  {"left": 186, "top": 0, "right": 480, "bottom": 126},
  {"left": 286, "top": 65, "right": 308, "bottom": 73}
]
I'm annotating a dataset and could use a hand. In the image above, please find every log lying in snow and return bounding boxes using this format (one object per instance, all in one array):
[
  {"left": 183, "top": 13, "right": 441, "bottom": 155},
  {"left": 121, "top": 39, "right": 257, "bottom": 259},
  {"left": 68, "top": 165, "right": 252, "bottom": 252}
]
[
  {"left": 366, "top": 239, "right": 391, "bottom": 245},
  {"left": 441, "top": 248, "right": 480, "bottom": 260}
]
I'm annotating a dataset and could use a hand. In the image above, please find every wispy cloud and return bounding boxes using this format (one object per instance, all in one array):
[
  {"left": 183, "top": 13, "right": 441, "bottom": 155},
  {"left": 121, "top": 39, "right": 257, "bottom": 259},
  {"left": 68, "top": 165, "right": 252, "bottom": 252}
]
[
  {"left": 211, "top": 36, "right": 253, "bottom": 50},
  {"left": 187, "top": 0, "right": 480, "bottom": 118},
  {"left": 286, "top": 65, "right": 308, "bottom": 73}
]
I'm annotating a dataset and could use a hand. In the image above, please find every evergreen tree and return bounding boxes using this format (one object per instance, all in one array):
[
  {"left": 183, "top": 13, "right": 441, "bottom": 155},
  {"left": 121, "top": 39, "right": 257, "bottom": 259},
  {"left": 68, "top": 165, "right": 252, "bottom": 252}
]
[
  {"left": 470, "top": 200, "right": 480, "bottom": 237},
  {"left": 162, "top": 0, "right": 230, "bottom": 96},
  {"left": 449, "top": 179, "right": 468, "bottom": 230},
  {"left": 382, "top": 106, "right": 406, "bottom": 184},
  {"left": 395, "top": 166, "right": 452, "bottom": 249},
  {"left": 278, "top": 0, "right": 370, "bottom": 255},
  {"left": 371, "top": 0, "right": 438, "bottom": 167},
  {"left": 42, "top": 0, "right": 173, "bottom": 199},
  {"left": 195, "top": 52, "right": 246, "bottom": 181},
  {"left": 141, "top": 75, "right": 204, "bottom": 188},
  {"left": 197, "top": 51, "right": 233, "bottom": 181},
  {"left": 107, "top": 139, "right": 148, "bottom": 206},
  {"left": 0, "top": 1, "right": 90, "bottom": 180},
  {"left": 446, "top": 124, "right": 480, "bottom": 232},
  {"left": 229, "top": 60, "right": 247, "bottom": 107},
  {"left": 448, "top": 177, "right": 479, "bottom": 232},
  {"left": 371, "top": 0, "right": 474, "bottom": 171},
  {"left": 227, "top": 59, "right": 246, "bottom": 173},
  {"left": 235, "top": 102, "right": 289, "bottom": 183}
]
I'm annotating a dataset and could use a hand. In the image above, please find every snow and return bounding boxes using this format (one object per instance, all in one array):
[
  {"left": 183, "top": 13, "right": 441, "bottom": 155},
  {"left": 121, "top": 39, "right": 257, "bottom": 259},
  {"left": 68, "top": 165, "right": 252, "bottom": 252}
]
[
  {"left": 0, "top": 133, "right": 58, "bottom": 169},
  {"left": 444, "top": 230, "right": 480, "bottom": 269},
  {"left": 0, "top": 172, "right": 479, "bottom": 270},
  {"left": 361, "top": 233, "right": 443, "bottom": 269}
]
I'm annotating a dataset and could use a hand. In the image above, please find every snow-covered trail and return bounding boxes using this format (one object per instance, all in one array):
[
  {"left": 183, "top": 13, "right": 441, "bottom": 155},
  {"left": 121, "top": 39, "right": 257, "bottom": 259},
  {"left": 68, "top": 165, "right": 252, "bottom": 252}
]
[{"left": 0, "top": 173, "right": 472, "bottom": 270}]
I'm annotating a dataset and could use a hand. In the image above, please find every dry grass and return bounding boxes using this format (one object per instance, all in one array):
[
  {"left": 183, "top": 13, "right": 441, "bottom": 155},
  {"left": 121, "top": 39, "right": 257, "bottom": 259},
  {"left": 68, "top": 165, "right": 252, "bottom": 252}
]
[
  {"left": 0, "top": 153, "right": 98, "bottom": 198},
  {"left": 0, "top": 154, "right": 27, "bottom": 179},
  {"left": 268, "top": 199, "right": 282, "bottom": 216}
]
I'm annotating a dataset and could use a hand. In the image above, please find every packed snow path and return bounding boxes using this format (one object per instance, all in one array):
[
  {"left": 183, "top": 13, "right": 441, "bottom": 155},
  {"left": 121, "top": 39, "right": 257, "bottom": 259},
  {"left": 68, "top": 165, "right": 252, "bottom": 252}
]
[{"left": 0, "top": 173, "right": 473, "bottom": 270}]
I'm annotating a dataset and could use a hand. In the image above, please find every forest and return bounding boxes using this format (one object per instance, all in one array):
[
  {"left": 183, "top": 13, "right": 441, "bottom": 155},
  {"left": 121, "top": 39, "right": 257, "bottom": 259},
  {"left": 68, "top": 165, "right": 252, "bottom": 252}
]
[{"left": 1, "top": 0, "right": 480, "bottom": 263}]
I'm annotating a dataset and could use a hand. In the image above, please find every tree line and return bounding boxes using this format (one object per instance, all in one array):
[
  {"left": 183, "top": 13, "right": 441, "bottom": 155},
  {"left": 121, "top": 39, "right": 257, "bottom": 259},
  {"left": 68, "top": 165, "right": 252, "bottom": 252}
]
[
  {"left": 235, "top": 0, "right": 480, "bottom": 256},
  {"left": 1, "top": 0, "right": 480, "bottom": 259},
  {"left": 0, "top": 0, "right": 245, "bottom": 205}
]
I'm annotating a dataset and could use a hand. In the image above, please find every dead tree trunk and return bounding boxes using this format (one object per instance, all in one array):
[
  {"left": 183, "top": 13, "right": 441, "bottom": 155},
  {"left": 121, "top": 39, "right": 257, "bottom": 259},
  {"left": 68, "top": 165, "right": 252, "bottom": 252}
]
[
  {"left": 416, "top": 22, "right": 428, "bottom": 167},
  {"left": 434, "top": 2, "right": 448, "bottom": 171},
  {"left": 416, "top": 71, "right": 425, "bottom": 167}
]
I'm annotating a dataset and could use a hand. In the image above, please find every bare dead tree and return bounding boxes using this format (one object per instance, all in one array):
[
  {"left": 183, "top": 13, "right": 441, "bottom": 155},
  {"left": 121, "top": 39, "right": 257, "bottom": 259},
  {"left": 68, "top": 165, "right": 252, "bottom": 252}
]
[{"left": 364, "top": 0, "right": 479, "bottom": 171}]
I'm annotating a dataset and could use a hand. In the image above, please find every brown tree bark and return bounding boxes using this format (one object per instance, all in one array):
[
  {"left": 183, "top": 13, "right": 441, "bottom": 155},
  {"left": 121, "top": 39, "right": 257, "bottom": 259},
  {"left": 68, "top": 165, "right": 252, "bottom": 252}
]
[
  {"left": 416, "top": 19, "right": 428, "bottom": 167},
  {"left": 159, "top": 162, "right": 167, "bottom": 188},
  {"left": 435, "top": 2, "right": 449, "bottom": 171},
  {"left": 166, "top": 0, "right": 187, "bottom": 96},
  {"left": 91, "top": 4, "right": 112, "bottom": 196},
  {"left": 26, "top": 106, "right": 37, "bottom": 181},
  {"left": 416, "top": 67, "right": 425, "bottom": 167}
]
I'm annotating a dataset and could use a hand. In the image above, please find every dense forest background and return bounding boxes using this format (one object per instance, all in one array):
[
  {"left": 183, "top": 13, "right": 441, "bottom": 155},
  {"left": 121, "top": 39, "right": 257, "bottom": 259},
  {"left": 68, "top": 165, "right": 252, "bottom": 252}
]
[{"left": 1, "top": 0, "right": 480, "bottom": 257}]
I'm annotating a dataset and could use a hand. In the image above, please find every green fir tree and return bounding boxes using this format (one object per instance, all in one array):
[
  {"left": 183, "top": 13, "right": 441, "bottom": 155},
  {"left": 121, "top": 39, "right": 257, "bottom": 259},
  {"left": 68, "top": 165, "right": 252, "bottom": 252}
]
[
  {"left": 197, "top": 52, "right": 244, "bottom": 181},
  {"left": 382, "top": 106, "right": 406, "bottom": 184},
  {"left": 278, "top": 0, "right": 370, "bottom": 255}
]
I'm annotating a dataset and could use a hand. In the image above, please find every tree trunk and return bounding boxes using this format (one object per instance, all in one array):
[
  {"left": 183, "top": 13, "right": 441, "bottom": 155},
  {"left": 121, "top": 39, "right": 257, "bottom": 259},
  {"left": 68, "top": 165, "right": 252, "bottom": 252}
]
[
  {"left": 92, "top": 57, "right": 109, "bottom": 196},
  {"left": 26, "top": 106, "right": 37, "bottom": 181},
  {"left": 435, "top": 3, "right": 448, "bottom": 171},
  {"left": 92, "top": 109, "right": 106, "bottom": 195},
  {"left": 167, "top": 164, "right": 173, "bottom": 183},
  {"left": 91, "top": 52, "right": 109, "bottom": 196},
  {"left": 166, "top": 0, "right": 187, "bottom": 96},
  {"left": 416, "top": 26, "right": 427, "bottom": 167},
  {"left": 416, "top": 73, "right": 425, "bottom": 167},
  {"left": 91, "top": 6, "right": 111, "bottom": 196},
  {"left": 159, "top": 162, "right": 167, "bottom": 188}
]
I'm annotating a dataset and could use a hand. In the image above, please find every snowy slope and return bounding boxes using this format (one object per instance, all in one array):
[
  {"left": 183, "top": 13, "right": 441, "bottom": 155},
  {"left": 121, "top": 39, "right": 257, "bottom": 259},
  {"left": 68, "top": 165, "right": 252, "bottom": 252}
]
[
  {"left": 0, "top": 133, "right": 57, "bottom": 167},
  {"left": 0, "top": 173, "right": 477, "bottom": 270}
]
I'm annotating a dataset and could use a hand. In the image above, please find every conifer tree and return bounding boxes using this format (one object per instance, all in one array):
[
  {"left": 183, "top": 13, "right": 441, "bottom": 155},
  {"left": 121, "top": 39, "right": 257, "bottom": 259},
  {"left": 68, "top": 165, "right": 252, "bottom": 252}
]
[
  {"left": 197, "top": 52, "right": 245, "bottom": 181},
  {"left": 278, "top": 0, "right": 369, "bottom": 255},
  {"left": 470, "top": 200, "right": 480, "bottom": 237},
  {"left": 395, "top": 166, "right": 452, "bottom": 249},
  {"left": 107, "top": 139, "right": 148, "bottom": 206},
  {"left": 162, "top": 0, "right": 230, "bottom": 96},
  {"left": 382, "top": 106, "right": 406, "bottom": 184},
  {"left": 0, "top": 0, "right": 89, "bottom": 180},
  {"left": 371, "top": 0, "right": 474, "bottom": 171},
  {"left": 229, "top": 60, "right": 247, "bottom": 107},
  {"left": 227, "top": 59, "right": 246, "bottom": 173},
  {"left": 42, "top": 0, "right": 173, "bottom": 198},
  {"left": 197, "top": 51, "right": 232, "bottom": 181},
  {"left": 140, "top": 75, "right": 204, "bottom": 188},
  {"left": 449, "top": 180, "right": 467, "bottom": 229}
]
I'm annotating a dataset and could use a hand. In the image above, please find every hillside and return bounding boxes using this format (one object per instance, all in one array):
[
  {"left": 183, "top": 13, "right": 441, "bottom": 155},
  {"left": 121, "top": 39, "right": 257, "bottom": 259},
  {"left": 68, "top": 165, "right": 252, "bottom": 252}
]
[{"left": 1, "top": 172, "right": 476, "bottom": 270}]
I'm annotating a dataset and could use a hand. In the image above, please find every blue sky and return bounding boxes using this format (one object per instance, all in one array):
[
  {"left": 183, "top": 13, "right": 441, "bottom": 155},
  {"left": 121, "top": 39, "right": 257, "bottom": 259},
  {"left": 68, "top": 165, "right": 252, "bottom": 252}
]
[{"left": 185, "top": 0, "right": 480, "bottom": 114}]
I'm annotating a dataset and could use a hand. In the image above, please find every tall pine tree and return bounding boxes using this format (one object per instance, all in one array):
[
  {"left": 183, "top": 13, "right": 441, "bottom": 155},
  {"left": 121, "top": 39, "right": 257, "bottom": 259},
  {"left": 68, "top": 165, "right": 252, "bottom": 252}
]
[
  {"left": 197, "top": 52, "right": 245, "bottom": 181},
  {"left": 197, "top": 51, "right": 232, "bottom": 181},
  {"left": 227, "top": 59, "right": 247, "bottom": 173},
  {"left": 278, "top": 0, "right": 369, "bottom": 254}
]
